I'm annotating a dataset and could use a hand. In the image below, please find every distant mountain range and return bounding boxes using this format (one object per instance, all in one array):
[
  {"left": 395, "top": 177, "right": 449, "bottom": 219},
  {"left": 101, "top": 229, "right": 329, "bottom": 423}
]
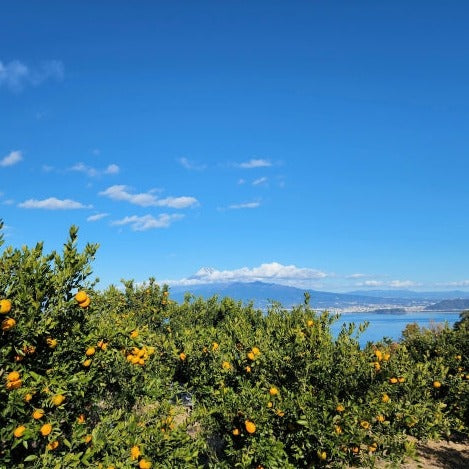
[
  {"left": 347, "top": 289, "right": 469, "bottom": 300},
  {"left": 169, "top": 281, "right": 469, "bottom": 312},
  {"left": 424, "top": 298, "right": 469, "bottom": 311}
]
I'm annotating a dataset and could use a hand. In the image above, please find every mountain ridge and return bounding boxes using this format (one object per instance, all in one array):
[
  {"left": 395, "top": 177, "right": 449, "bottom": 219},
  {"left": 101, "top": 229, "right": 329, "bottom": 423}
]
[{"left": 168, "top": 281, "right": 469, "bottom": 311}]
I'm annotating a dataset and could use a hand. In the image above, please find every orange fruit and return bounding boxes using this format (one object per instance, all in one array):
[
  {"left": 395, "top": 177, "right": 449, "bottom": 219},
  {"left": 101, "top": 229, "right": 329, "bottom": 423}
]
[
  {"left": 131, "top": 445, "right": 141, "bottom": 460},
  {"left": 52, "top": 394, "right": 65, "bottom": 406},
  {"left": 2, "top": 318, "right": 16, "bottom": 331},
  {"left": 7, "top": 371, "right": 20, "bottom": 382},
  {"left": 75, "top": 291, "right": 88, "bottom": 303},
  {"left": 245, "top": 420, "right": 256, "bottom": 434},
  {"left": 32, "top": 409, "right": 45, "bottom": 420},
  {"left": 46, "top": 338, "right": 58, "bottom": 348},
  {"left": 317, "top": 450, "right": 327, "bottom": 460},
  {"left": 13, "top": 425, "right": 26, "bottom": 438},
  {"left": 79, "top": 296, "right": 91, "bottom": 308},
  {"left": 40, "top": 423, "right": 52, "bottom": 436},
  {"left": 0, "top": 299, "right": 12, "bottom": 314},
  {"left": 6, "top": 379, "right": 22, "bottom": 390},
  {"left": 47, "top": 440, "right": 59, "bottom": 450}
]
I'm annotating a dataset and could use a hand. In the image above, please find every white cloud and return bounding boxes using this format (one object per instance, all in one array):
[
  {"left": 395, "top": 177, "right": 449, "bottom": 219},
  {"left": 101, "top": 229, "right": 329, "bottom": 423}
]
[
  {"left": 238, "top": 158, "right": 272, "bottom": 169},
  {"left": 388, "top": 280, "right": 419, "bottom": 288},
  {"left": 178, "top": 157, "right": 206, "bottom": 171},
  {"left": 99, "top": 185, "right": 198, "bottom": 208},
  {"left": 355, "top": 279, "right": 419, "bottom": 288},
  {"left": 166, "top": 262, "right": 329, "bottom": 286},
  {"left": 87, "top": 213, "right": 109, "bottom": 222},
  {"left": 71, "top": 162, "right": 98, "bottom": 177},
  {"left": 0, "top": 59, "right": 64, "bottom": 92},
  {"left": 111, "top": 214, "right": 184, "bottom": 231},
  {"left": 18, "top": 197, "right": 90, "bottom": 210},
  {"left": 346, "top": 273, "right": 368, "bottom": 279},
  {"left": 436, "top": 280, "right": 469, "bottom": 288},
  {"left": 228, "top": 201, "right": 260, "bottom": 209},
  {"left": 70, "top": 162, "right": 119, "bottom": 177},
  {"left": 238, "top": 178, "right": 246, "bottom": 185},
  {"left": 252, "top": 177, "right": 267, "bottom": 186},
  {"left": 104, "top": 164, "right": 120, "bottom": 174},
  {"left": 0, "top": 150, "right": 22, "bottom": 167}
]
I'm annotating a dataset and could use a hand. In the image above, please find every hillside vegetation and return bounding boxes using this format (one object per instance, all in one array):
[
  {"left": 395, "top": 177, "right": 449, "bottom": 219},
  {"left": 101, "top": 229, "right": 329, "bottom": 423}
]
[{"left": 1, "top": 225, "right": 468, "bottom": 468}]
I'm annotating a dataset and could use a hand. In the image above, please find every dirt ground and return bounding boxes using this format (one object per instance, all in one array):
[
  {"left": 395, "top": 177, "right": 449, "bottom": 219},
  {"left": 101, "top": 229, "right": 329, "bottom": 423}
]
[{"left": 376, "top": 436, "right": 469, "bottom": 469}]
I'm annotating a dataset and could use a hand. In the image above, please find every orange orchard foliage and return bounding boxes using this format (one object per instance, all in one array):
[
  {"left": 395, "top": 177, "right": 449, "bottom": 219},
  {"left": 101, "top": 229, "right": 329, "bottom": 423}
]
[{"left": 0, "top": 225, "right": 467, "bottom": 467}]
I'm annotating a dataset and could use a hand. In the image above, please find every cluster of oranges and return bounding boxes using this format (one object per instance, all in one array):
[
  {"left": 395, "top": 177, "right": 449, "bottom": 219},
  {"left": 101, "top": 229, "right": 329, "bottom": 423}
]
[
  {"left": 83, "top": 340, "right": 109, "bottom": 367},
  {"left": 232, "top": 420, "right": 257, "bottom": 436},
  {"left": 130, "top": 444, "right": 152, "bottom": 468},
  {"left": 371, "top": 348, "right": 391, "bottom": 371},
  {"left": 75, "top": 290, "right": 91, "bottom": 308},
  {"left": 5, "top": 370, "right": 22, "bottom": 390},
  {"left": 389, "top": 376, "right": 405, "bottom": 384},
  {"left": 1, "top": 298, "right": 16, "bottom": 332},
  {"left": 126, "top": 346, "right": 155, "bottom": 366},
  {"left": 246, "top": 346, "right": 261, "bottom": 361}
]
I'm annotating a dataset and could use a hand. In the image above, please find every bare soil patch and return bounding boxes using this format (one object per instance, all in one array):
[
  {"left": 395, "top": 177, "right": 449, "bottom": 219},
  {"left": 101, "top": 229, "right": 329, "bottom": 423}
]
[{"left": 375, "top": 436, "right": 469, "bottom": 469}]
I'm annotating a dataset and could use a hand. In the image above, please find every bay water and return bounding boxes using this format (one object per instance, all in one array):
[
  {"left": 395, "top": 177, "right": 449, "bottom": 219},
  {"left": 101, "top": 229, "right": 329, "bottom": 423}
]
[{"left": 330, "top": 311, "right": 461, "bottom": 347}]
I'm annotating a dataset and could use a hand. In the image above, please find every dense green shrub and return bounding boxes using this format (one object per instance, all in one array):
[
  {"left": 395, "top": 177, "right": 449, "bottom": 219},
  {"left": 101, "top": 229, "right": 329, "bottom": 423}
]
[{"left": 1, "top": 223, "right": 467, "bottom": 468}]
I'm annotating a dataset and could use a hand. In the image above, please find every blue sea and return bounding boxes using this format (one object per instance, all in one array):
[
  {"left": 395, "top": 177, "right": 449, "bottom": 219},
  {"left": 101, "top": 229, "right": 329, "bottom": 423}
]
[{"left": 330, "top": 311, "right": 461, "bottom": 347}]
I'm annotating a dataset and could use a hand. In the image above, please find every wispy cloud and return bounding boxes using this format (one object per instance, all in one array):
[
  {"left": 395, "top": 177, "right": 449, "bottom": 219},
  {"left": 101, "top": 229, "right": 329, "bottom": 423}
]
[
  {"left": 87, "top": 213, "right": 109, "bottom": 222},
  {"left": 178, "top": 157, "right": 206, "bottom": 171},
  {"left": 99, "top": 185, "right": 198, "bottom": 208},
  {"left": 355, "top": 279, "right": 419, "bottom": 288},
  {"left": 0, "top": 150, "right": 22, "bottom": 167},
  {"left": 18, "top": 197, "right": 91, "bottom": 210},
  {"left": 238, "top": 158, "right": 272, "bottom": 169},
  {"left": 227, "top": 201, "right": 260, "bottom": 209},
  {"left": 111, "top": 214, "right": 184, "bottom": 231},
  {"left": 166, "top": 262, "right": 328, "bottom": 286},
  {"left": 104, "top": 164, "right": 119, "bottom": 174},
  {"left": 0, "top": 59, "right": 64, "bottom": 92},
  {"left": 70, "top": 162, "right": 120, "bottom": 177},
  {"left": 346, "top": 273, "right": 368, "bottom": 279},
  {"left": 436, "top": 280, "right": 469, "bottom": 288},
  {"left": 252, "top": 176, "right": 268, "bottom": 186}
]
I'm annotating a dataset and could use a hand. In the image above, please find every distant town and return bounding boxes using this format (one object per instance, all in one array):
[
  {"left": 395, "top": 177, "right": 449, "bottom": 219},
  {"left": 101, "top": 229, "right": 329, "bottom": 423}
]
[{"left": 168, "top": 280, "right": 469, "bottom": 314}]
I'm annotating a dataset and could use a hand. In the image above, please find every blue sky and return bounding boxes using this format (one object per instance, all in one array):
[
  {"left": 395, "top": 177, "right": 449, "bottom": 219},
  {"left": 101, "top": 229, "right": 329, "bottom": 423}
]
[{"left": 1, "top": 1, "right": 468, "bottom": 292}]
